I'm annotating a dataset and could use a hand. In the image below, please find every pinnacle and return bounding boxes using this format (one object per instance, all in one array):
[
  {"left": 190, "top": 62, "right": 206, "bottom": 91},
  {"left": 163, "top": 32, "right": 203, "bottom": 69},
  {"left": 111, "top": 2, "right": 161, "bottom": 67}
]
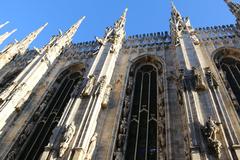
[
  {"left": 0, "top": 21, "right": 10, "bottom": 29},
  {"left": 224, "top": 0, "right": 232, "bottom": 3},
  {"left": 170, "top": 0, "right": 180, "bottom": 15},
  {"left": 73, "top": 16, "right": 86, "bottom": 31},
  {"left": 61, "top": 16, "right": 85, "bottom": 43},
  {"left": 43, "top": 22, "right": 48, "bottom": 28},
  {"left": 0, "top": 29, "right": 17, "bottom": 45},
  {"left": 170, "top": 0, "right": 177, "bottom": 10},
  {"left": 121, "top": 8, "right": 128, "bottom": 20},
  {"left": 124, "top": 8, "right": 128, "bottom": 14},
  {"left": 77, "top": 16, "right": 86, "bottom": 26}
]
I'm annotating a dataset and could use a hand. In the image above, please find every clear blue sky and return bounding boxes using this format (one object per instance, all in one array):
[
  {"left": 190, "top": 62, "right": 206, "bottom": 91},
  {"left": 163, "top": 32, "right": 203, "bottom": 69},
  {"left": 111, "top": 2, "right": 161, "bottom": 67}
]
[{"left": 0, "top": 0, "right": 239, "bottom": 50}]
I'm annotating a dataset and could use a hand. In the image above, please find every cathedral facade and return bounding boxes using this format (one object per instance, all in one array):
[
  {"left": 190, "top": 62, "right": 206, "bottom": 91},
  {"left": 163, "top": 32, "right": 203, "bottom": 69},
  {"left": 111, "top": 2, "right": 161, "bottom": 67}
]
[{"left": 0, "top": 1, "right": 240, "bottom": 160}]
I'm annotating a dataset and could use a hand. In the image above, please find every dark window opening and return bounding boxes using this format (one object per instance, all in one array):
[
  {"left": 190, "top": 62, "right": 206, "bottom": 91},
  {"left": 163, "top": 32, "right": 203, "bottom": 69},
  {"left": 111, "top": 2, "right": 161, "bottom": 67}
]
[
  {"left": 8, "top": 66, "right": 84, "bottom": 160},
  {"left": 125, "top": 65, "right": 158, "bottom": 160},
  {"left": 219, "top": 57, "right": 240, "bottom": 116}
]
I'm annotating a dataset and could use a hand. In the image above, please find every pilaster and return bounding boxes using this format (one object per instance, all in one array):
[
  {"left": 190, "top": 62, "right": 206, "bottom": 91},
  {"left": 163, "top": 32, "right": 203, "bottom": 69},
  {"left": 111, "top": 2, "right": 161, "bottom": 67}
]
[
  {"left": 43, "top": 9, "right": 128, "bottom": 160},
  {"left": 170, "top": 2, "right": 236, "bottom": 159}
]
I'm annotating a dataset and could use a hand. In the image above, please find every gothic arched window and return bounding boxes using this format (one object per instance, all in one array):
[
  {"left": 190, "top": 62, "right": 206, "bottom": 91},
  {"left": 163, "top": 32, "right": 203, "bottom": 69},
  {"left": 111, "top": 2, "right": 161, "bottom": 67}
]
[
  {"left": 114, "top": 56, "right": 165, "bottom": 160},
  {"left": 5, "top": 64, "right": 84, "bottom": 160},
  {"left": 215, "top": 53, "right": 240, "bottom": 116}
]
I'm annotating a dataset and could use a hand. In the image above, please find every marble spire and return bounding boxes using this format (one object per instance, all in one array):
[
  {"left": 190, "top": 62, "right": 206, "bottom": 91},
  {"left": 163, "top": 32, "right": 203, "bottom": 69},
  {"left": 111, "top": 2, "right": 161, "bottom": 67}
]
[
  {"left": 0, "top": 29, "right": 17, "bottom": 45},
  {"left": 0, "top": 17, "right": 85, "bottom": 133},
  {"left": 224, "top": 0, "right": 240, "bottom": 20},
  {"left": 170, "top": 1, "right": 184, "bottom": 45},
  {"left": 114, "top": 8, "right": 128, "bottom": 30},
  {"left": 0, "top": 23, "right": 47, "bottom": 69},
  {"left": 0, "top": 21, "right": 9, "bottom": 30}
]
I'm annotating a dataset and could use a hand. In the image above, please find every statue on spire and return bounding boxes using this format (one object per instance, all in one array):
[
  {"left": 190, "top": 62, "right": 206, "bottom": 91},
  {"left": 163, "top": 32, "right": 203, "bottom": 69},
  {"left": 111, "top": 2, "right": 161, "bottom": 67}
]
[
  {"left": 17, "top": 23, "right": 48, "bottom": 55},
  {"left": 170, "top": 1, "right": 199, "bottom": 45},
  {"left": 104, "top": 8, "right": 128, "bottom": 46},
  {"left": 114, "top": 8, "right": 128, "bottom": 31},
  {"left": 170, "top": 1, "right": 184, "bottom": 45}
]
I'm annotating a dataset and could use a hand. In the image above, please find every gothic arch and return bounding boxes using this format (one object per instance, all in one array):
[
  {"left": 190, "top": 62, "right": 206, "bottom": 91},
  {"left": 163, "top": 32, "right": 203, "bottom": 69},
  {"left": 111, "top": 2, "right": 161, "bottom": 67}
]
[
  {"left": 52, "top": 62, "right": 86, "bottom": 84},
  {"left": 213, "top": 47, "right": 240, "bottom": 116},
  {"left": 5, "top": 63, "right": 85, "bottom": 160},
  {"left": 113, "top": 55, "right": 167, "bottom": 160}
]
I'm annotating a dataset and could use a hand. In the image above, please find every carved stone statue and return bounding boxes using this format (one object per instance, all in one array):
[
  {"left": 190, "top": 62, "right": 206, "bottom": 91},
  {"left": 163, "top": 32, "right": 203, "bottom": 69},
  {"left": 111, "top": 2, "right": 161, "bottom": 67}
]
[
  {"left": 85, "top": 133, "right": 98, "bottom": 160},
  {"left": 190, "top": 32, "right": 200, "bottom": 45},
  {"left": 205, "top": 69, "right": 218, "bottom": 88},
  {"left": 95, "top": 36, "right": 103, "bottom": 45},
  {"left": 33, "top": 111, "right": 41, "bottom": 121},
  {"left": 24, "top": 122, "right": 35, "bottom": 135},
  {"left": 192, "top": 68, "right": 206, "bottom": 91},
  {"left": 95, "top": 76, "right": 106, "bottom": 95},
  {"left": 117, "top": 133, "right": 126, "bottom": 148},
  {"left": 82, "top": 75, "right": 96, "bottom": 97},
  {"left": 71, "top": 80, "right": 83, "bottom": 97},
  {"left": 59, "top": 123, "right": 76, "bottom": 158},
  {"left": 114, "top": 148, "right": 123, "bottom": 160},
  {"left": 183, "top": 17, "right": 200, "bottom": 45},
  {"left": 126, "top": 77, "right": 133, "bottom": 95},
  {"left": 202, "top": 117, "right": 222, "bottom": 158},
  {"left": 110, "top": 45, "right": 116, "bottom": 53},
  {"left": 204, "top": 117, "right": 221, "bottom": 140},
  {"left": 119, "top": 118, "right": 127, "bottom": 134},
  {"left": 101, "top": 85, "right": 112, "bottom": 108},
  {"left": 7, "top": 151, "right": 16, "bottom": 160},
  {"left": 18, "top": 133, "right": 27, "bottom": 145},
  {"left": 123, "top": 98, "right": 130, "bottom": 117}
]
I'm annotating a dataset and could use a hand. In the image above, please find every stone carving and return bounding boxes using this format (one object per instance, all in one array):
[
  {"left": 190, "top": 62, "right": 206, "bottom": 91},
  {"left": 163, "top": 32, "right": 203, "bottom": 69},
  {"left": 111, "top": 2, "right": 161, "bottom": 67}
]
[
  {"left": 24, "top": 122, "right": 35, "bottom": 135},
  {"left": 205, "top": 68, "right": 218, "bottom": 88},
  {"left": 113, "top": 148, "right": 123, "bottom": 160},
  {"left": 192, "top": 68, "right": 206, "bottom": 91},
  {"left": 201, "top": 117, "right": 222, "bottom": 158},
  {"left": 95, "top": 76, "right": 106, "bottom": 95},
  {"left": 126, "top": 76, "right": 133, "bottom": 95},
  {"left": 177, "top": 89, "right": 184, "bottom": 105},
  {"left": 105, "top": 27, "right": 112, "bottom": 36},
  {"left": 190, "top": 31, "right": 200, "bottom": 45},
  {"left": 113, "top": 8, "right": 127, "bottom": 32},
  {"left": 6, "top": 150, "right": 16, "bottom": 160},
  {"left": 95, "top": 36, "right": 103, "bottom": 45},
  {"left": 39, "top": 102, "right": 47, "bottom": 112},
  {"left": 18, "top": 133, "right": 27, "bottom": 145},
  {"left": 123, "top": 96, "right": 130, "bottom": 117},
  {"left": 33, "top": 111, "right": 41, "bottom": 121},
  {"left": 82, "top": 75, "right": 96, "bottom": 97},
  {"left": 85, "top": 133, "right": 98, "bottom": 160},
  {"left": 184, "top": 17, "right": 200, "bottom": 45},
  {"left": 119, "top": 118, "right": 127, "bottom": 134},
  {"left": 71, "top": 79, "right": 83, "bottom": 97},
  {"left": 117, "top": 133, "right": 126, "bottom": 148},
  {"left": 110, "top": 45, "right": 116, "bottom": 53},
  {"left": 101, "top": 85, "right": 112, "bottom": 108},
  {"left": 107, "top": 8, "right": 127, "bottom": 46},
  {"left": 59, "top": 123, "right": 76, "bottom": 158}
]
